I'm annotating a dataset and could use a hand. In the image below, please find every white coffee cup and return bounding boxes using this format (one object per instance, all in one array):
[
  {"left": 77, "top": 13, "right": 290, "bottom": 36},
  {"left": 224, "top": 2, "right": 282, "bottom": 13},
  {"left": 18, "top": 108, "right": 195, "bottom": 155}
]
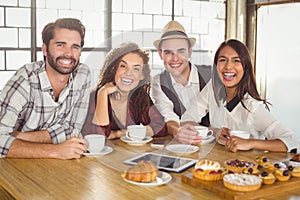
[
  {"left": 194, "top": 126, "right": 213, "bottom": 139},
  {"left": 126, "top": 125, "right": 146, "bottom": 141},
  {"left": 230, "top": 130, "right": 250, "bottom": 139},
  {"left": 84, "top": 134, "right": 105, "bottom": 153}
]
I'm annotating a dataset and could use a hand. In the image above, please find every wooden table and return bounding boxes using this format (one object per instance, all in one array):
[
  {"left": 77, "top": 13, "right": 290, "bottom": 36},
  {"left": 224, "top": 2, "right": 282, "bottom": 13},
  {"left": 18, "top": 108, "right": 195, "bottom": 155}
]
[{"left": 0, "top": 137, "right": 299, "bottom": 200}]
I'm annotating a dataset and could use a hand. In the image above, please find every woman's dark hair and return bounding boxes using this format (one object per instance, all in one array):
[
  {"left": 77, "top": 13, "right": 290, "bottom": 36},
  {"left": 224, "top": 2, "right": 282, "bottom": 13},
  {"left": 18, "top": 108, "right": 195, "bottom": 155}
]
[
  {"left": 212, "top": 39, "right": 270, "bottom": 110},
  {"left": 96, "top": 42, "right": 151, "bottom": 116}
]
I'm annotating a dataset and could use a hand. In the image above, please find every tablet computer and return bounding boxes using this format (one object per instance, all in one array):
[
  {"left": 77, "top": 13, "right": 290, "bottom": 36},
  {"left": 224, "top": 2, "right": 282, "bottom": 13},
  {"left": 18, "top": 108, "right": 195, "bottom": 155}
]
[{"left": 123, "top": 152, "right": 197, "bottom": 173}]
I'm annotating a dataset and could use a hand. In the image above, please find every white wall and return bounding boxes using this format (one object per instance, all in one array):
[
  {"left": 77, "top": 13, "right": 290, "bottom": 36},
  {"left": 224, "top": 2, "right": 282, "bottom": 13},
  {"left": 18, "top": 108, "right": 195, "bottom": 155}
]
[{"left": 256, "top": 3, "right": 300, "bottom": 139}]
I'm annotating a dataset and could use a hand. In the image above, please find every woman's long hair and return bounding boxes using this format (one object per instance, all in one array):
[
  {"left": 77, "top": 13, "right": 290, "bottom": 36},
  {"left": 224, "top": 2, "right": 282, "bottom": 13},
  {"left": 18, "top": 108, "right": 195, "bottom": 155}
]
[
  {"left": 212, "top": 39, "right": 270, "bottom": 110},
  {"left": 96, "top": 42, "right": 151, "bottom": 119}
]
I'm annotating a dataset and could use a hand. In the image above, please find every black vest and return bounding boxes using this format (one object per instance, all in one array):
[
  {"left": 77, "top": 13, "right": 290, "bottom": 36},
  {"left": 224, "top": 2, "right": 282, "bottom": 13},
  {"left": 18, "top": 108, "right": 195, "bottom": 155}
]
[{"left": 159, "top": 64, "right": 211, "bottom": 126}]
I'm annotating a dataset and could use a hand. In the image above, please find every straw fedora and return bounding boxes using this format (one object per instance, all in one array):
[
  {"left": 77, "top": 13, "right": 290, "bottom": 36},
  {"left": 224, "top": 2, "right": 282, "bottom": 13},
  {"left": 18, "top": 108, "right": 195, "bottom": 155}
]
[{"left": 153, "top": 20, "right": 196, "bottom": 49}]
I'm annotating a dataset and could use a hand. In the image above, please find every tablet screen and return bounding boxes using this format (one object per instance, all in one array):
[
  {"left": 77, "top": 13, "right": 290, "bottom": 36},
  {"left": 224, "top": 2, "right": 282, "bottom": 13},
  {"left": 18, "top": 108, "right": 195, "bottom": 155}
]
[{"left": 123, "top": 152, "right": 197, "bottom": 173}]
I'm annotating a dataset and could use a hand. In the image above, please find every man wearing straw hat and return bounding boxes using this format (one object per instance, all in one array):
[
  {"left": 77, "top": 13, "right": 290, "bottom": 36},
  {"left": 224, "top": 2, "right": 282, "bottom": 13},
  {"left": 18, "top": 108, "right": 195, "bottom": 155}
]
[{"left": 151, "top": 20, "right": 211, "bottom": 145}]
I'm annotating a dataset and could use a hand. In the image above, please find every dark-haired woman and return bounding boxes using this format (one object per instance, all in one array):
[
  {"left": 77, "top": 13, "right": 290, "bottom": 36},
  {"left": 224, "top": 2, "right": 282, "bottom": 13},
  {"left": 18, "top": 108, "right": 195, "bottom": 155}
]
[
  {"left": 82, "top": 42, "right": 167, "bottom": 139},
  {"left": 180, "top": 39, "right": 299, "bottom": 153}
]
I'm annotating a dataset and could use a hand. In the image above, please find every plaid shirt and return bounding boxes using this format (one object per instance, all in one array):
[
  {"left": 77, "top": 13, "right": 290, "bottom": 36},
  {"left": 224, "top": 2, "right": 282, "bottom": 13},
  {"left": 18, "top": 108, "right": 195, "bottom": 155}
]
[
  {"left": 0, "top": 61, "right": 91, "bottom": 157},
  {"left": 82, "top": 90, "right": 167, "bottom": 137}
]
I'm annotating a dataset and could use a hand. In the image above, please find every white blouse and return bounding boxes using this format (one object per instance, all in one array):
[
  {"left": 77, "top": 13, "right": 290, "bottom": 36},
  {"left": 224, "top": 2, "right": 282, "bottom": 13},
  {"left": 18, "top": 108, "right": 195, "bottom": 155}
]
[{"left": 181, "top": 80, "right": 300, "bottom": 152}]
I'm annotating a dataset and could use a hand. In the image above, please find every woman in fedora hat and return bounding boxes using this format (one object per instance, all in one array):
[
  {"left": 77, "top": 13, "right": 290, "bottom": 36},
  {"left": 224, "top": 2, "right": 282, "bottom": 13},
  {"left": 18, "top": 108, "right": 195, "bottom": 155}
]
[
  {"left": 151, "top": 20, "right": 211, "bottom": 144},
  {"left": 82, "top": 42, "right": 167, "bottom": 139}
]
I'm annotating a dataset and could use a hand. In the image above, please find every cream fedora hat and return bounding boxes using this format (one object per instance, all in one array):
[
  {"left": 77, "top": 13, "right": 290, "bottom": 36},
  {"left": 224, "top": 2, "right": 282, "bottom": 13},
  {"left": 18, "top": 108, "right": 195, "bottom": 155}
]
[{"left": 153, "top": 20, "right": 196, "bottom": 49}]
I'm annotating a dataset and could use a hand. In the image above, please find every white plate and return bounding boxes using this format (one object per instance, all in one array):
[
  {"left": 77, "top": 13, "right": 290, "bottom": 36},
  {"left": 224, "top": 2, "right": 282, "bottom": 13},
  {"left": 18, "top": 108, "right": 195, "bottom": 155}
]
[
  {"left": 201, "top": 136, "right": 215, "bottom": 145},
  {"left": 123, "top": 171, "right": 172, "bottom": 187},
  {"left": 120, "top": 136, "right": 153, "bottom": 145},
  {"left": 165, "top": 144, "right": 199, "bottom": 154},
  {"left": 83, "top": 146, "right": 113, "bottom": 157}
]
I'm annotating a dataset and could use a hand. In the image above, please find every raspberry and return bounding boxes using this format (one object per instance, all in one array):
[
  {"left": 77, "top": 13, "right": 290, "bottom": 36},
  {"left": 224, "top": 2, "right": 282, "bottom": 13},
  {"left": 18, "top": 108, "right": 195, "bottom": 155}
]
[{"left": 195, "top": 168, "right": 203, "bottom": 172}]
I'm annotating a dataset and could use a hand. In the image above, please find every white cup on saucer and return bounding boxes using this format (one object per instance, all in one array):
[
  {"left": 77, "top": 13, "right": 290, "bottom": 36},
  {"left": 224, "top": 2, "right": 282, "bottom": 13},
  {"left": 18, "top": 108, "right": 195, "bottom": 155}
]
[
  {"left": 84, "top": 134, "right": 105, "bottom": 153},
  {"left": 230, "top": 130, "right": 250, "bottom": 139},
  {"left": 126, "top": 125, "right": 146, "bottom": 141},
  {"left": 194, "top": 126, "right": 213, "bottom": 139}
]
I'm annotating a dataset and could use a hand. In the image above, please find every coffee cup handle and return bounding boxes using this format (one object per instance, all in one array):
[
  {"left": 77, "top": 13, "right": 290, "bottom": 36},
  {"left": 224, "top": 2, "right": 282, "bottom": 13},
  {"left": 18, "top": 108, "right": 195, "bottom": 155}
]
[
  {"left": 207, "top": 130, "right": 213, "bottom": 137},
  {"left": 126, "top": 131, "right": 131, "bottom": 139}
]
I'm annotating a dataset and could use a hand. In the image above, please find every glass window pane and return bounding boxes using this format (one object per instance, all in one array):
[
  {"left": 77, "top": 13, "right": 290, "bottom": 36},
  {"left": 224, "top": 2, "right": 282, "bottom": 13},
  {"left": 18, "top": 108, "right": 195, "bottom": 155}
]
[
  {"left": 6, "top": 8, "right": 30, "bottom": 27},
  {"left": 6, "top": 50, "right": 31, "bottom": 70},
  {"left": 0, "top": 28, "right": 18, "bottom": 47},
  {"left": 19, "top": 28, "right": 31, "bottom": 48},
  {"left": 0, "top": 50, "right": 4, "bottom": 70}
]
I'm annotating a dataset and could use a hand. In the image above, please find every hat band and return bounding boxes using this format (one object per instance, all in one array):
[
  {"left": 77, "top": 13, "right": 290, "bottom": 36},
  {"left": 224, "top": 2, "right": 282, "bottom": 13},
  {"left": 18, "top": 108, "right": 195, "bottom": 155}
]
[{"left": 161, "top": 30, "right": 188, "bottom": 39}]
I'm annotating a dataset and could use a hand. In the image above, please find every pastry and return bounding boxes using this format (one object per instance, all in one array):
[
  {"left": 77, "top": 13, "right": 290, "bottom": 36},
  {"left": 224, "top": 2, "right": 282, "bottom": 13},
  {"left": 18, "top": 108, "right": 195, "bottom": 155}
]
[
  {"left": 259, "top": 171, "right": 276, "bottom": 185},
  {"left": 243, "top": 167, "right": 260, "bottom": 175},
  {"left": 288, "top": 165, "right": 300, "bottom": 178},
  {"left": 193, "top": 160, "right": 228, "bottom": 181},
  {"left": 224, "top": 159, "right": 257, "bottom": 173},
  {"left": 289, "top": 154, "right": 300, "bottom": 167},
  {"left": 290, "top": 154, "right": 300, "bottom": 162},
  {"left": 122, "top": 160, "right": 158, "bottom": 182},
  {"left": 256, "top": 155, "right": 270, "bottom": 168},
  {"left": 274, "top": 169, "right": 291, "bottom": 181},
  {"left": 223, "top": 173, "right": 262, "bottom": 192},
  {"left": 264, "top": 164, "right": 277, "bottom": 173}
]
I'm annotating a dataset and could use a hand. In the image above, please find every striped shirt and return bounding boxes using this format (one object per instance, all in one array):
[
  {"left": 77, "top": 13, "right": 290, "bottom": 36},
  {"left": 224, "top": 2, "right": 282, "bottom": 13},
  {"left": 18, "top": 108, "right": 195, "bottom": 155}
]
[{"left": 0, "top": 61, "right": 91, "bottom": 157}]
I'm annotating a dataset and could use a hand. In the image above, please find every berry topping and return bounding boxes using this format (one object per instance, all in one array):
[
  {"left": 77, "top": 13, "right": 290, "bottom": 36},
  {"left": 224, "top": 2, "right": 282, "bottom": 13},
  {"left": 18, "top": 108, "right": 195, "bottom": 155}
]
[
  {"left": 226, "top": 159, "right": 255, "bottom": 168},
  {"left": 262, "top": 157, "right": 268, "bottom": 162},
  {"left": 261, "top": 171, "right": 268, "bottom": 177},
  {"left": 248, "top": 168, "right": 253, "bottom": 173},
  {"left": 288, "top": 165, "right": 294, "bottom": 171},
  {"left": 283, "top": 170, "right": 289, "bottom": 176},
  {"left": 274, "top": 163, "right": 280, "bottom": 168},
  {"left": 195, "top": 168, "right": 204, "bottom": 172}
]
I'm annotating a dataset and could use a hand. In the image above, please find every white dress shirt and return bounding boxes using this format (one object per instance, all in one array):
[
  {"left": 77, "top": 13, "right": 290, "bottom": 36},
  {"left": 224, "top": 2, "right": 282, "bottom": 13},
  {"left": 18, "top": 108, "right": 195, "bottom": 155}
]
[{"left": 182, "top": 80, "right": 300, "bottom": 152}]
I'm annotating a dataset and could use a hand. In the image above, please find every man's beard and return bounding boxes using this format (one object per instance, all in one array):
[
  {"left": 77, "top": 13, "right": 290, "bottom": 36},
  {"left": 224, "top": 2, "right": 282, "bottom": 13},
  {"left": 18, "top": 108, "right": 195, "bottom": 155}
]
[{"left": 47, "top": 51, "right": 79, "bottom": 75}]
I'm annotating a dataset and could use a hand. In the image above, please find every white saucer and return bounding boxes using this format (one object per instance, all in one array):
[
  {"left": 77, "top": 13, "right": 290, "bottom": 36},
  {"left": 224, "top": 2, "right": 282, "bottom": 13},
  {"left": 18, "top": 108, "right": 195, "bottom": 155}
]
[
  {"left": 123, "top": 171, "right": 172, "bottom": 187},
  {"left": 201, "top": 136, "right": 215, "bottom": 145},
  {"left": 83, "top": 146, "right": 113, "bottom": 157},
  {"left": 120, "top": 136, "right": 153, "bottom": 145},
  {"left": 165, "top": 144, "right": 199, "bottom": 154},
  {"left": 217, "top": 139, "right": 226, "bottom": 146}
]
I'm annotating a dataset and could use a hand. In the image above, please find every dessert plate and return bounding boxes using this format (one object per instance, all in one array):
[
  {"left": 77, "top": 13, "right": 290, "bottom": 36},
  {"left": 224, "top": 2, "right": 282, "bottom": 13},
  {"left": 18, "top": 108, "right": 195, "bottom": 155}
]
[
  {"left": 200, "top": 136, "right": 215, "bottom": 145},
  {"left": 120, "top": 136, "right": 153, "bottom": 145},
  {"left": 123, "top": 171, "right": 172, "bottom": 187},
  {"left": 83, "top": 146, "right": 113, "bottom": 157},
  {"left": 166, "top": 144, "right": 199, "bottom": 154}
]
